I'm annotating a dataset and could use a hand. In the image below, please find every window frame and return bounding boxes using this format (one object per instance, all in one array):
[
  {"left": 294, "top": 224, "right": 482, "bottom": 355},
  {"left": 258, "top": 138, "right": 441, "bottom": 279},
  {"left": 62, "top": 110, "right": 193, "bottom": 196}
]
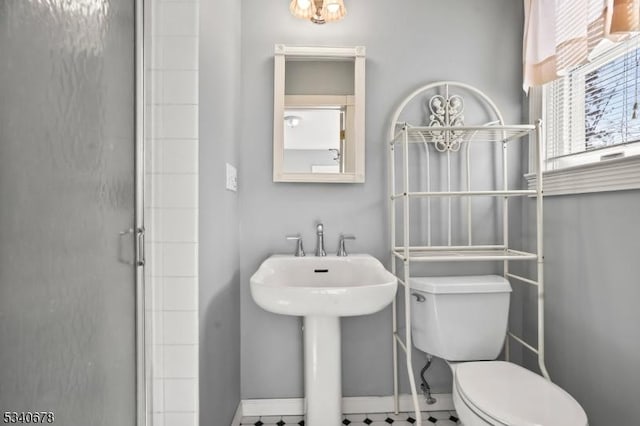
[{"left": 526, "top": 37, "right": 640, "bottom": 196}]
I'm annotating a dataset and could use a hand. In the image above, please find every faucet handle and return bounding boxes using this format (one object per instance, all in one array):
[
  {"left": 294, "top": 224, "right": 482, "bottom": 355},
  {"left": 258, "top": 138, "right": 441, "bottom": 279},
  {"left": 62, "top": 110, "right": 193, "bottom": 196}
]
[
  {"left": 337, "top": 234, "right": 356, "bottom": 257},
  {"left": 286, "top": 235, "right": 305, "bottom": 257}
]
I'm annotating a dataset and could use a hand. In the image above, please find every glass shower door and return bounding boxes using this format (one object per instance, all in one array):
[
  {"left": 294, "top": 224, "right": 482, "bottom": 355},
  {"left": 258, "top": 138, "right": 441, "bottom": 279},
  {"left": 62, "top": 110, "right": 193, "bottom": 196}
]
[{"left": 0, "top": 0, "right": 141, "bottom": 425}]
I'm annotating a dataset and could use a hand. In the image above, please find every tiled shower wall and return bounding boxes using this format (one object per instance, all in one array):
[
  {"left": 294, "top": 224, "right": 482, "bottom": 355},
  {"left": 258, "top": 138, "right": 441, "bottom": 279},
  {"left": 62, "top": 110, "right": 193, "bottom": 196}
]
[{"left": 145, "top": 0, "right": 200, "bottom": 425}]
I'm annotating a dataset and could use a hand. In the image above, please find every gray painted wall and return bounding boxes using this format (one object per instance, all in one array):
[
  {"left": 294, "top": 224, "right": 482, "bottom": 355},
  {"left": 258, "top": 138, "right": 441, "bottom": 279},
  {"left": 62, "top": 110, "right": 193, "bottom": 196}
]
[
  {"left": 521, "top": 191, "right": 640, "bottom": 425},
  {"left": 199, "top": 0, "right": 241, "bottom": 423},
  {"left": 239, "top": 0, "right": 524, "bottom": 399}
]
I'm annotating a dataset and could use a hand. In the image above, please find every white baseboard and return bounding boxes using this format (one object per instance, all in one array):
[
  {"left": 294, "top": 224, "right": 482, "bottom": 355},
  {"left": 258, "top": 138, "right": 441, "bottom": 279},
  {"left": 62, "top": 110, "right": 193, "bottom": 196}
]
[
  {"left": 240, "top": 394, "right": 454, "bottom": 417},
  {"left": 230, "top": 401, "right": 243, "bottom": 426}
]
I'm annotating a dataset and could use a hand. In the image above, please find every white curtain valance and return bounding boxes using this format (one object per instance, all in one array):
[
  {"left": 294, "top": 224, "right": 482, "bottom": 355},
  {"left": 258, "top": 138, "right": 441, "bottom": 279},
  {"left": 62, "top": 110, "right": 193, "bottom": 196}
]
[{"left": 523, "top": 0, "right": 640, "bottom": 92}]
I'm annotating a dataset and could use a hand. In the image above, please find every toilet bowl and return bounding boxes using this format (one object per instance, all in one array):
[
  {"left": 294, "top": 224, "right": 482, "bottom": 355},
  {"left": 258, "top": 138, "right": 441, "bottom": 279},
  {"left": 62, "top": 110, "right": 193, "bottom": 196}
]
[
  {"left": 410, "top": 275, "right": 588, "bottom": 426},
  {"left": 450, "top": 361, "right": 587, "bottom": 426}
]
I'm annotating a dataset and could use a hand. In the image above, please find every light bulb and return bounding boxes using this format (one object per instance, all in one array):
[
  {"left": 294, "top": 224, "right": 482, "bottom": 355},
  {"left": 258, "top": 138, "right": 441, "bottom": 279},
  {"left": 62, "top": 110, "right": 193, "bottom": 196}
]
[
  {"left": 326, "top": 3, "right": 339, "bottom": 12},
  {"left": 297, "top": 0, "right": 311, "bottom": 9}
]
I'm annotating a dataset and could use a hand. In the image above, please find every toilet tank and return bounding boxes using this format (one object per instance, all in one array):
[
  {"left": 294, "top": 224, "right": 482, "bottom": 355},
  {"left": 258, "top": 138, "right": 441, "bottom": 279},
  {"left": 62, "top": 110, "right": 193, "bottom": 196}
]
[{"left": 410, "top": 275, "right": 511, "bottom": 361}]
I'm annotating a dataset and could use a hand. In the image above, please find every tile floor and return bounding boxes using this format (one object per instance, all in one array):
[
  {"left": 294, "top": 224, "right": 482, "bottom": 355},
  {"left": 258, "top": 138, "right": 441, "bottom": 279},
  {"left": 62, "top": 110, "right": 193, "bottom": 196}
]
[{"left": 240, "top": 411, "right": 460, "bottom": 425}]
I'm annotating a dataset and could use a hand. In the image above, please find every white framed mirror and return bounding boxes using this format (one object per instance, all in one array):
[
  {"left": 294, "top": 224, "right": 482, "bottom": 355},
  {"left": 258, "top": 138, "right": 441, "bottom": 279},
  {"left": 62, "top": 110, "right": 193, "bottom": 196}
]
[{"left": 273, "top": 45, "right": 365, "bottom": 183}]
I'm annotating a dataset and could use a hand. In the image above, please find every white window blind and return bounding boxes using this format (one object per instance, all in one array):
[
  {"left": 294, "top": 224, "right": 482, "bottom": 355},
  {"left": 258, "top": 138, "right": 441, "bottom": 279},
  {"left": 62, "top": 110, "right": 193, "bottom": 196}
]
[{"left": 544, "top": 36, "right": 640, "bottom": 170}]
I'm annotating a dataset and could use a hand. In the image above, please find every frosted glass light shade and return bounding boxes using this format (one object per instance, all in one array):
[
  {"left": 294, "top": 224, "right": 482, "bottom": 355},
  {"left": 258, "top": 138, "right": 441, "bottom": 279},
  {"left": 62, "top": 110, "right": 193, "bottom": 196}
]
[
  {"left": 290, "top": 0, "right": 346, "bottom": 24},
  {"left": 322, "top": 0, "right": 346, "bottom": 22},
  {"left": 290, "top": 0, "right": 314, "bottom": 20}
]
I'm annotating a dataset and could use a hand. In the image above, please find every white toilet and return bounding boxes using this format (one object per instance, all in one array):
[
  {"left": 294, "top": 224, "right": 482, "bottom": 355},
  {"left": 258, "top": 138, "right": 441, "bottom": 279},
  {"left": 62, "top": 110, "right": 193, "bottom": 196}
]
[{"left": 410, "top": 275, "right": 588, "bottom": 426}]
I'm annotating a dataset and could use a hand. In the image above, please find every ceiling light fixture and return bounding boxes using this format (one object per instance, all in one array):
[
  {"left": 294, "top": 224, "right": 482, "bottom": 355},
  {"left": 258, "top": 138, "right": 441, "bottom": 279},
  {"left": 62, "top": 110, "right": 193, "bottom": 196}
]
[
  {"left": 284, "top": 115, "right": 302, "bottom": 127},
  {"left": 289, "top": 0, "right": 346, "bottom": 24}
]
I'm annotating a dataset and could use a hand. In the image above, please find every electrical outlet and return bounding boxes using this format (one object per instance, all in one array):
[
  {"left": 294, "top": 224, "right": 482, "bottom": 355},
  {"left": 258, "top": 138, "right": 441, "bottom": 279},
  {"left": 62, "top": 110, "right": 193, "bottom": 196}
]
[{"left": 225, "top": 163, "right": 237, "bottom": 192}]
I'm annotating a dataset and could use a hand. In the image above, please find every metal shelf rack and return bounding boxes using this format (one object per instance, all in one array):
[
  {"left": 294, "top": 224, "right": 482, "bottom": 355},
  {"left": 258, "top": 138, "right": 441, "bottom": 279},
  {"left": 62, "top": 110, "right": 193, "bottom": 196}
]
[{"left": 387, "top": 81, "right": 548, "bottom": 425}]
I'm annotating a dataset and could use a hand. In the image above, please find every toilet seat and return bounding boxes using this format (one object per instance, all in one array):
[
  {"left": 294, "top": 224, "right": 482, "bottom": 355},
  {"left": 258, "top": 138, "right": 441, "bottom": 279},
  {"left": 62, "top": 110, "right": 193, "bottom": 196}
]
[{"left": 454, "top": 361, "right": 588, "bottom": 426}]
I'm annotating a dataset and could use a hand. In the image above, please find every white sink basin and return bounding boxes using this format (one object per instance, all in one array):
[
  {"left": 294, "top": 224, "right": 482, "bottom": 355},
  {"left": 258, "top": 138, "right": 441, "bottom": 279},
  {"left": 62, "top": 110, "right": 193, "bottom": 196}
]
[
  {"left": 250, "top": 254, "right": 397, "bottom": 426},
  {"left": 250, "top": 254, "right": 397, "bottom": 317}
]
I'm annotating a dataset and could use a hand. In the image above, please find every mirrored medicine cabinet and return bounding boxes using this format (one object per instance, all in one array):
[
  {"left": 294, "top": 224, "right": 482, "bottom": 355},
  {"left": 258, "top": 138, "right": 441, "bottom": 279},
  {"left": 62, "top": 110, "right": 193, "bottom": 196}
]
[{"left": 273, "top": 45, "right": 365, "bottom": 183}]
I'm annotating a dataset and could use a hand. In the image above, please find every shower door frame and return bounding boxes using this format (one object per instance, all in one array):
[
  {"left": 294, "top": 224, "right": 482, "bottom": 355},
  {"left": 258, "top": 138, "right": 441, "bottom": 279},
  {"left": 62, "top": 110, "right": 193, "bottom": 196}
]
[{"left": 135, "top": 0, "right": 147, "bottom": 424}]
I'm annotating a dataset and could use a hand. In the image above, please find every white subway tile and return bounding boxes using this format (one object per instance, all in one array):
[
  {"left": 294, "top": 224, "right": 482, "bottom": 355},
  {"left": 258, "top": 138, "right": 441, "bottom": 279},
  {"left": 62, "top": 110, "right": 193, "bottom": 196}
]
[
  {"left": 152, "top": 379, "right": 164, "bottom": 412},
  {"left": 163, "top": 345, "right": 197, "bottom": 378},
  {"left": 161, "top": 105, "right": 198, "bottom": 139},
  {"left": 164, "top": 412, "right": 196, "bottom": 426},
  {"left": 146, "top": 210, "right": 163, "bottom": 242},
  {"left": 149, "top": 175, "right": 162, "bottom": 208},
  {"left": 152, "top": 413, "right": 165, "bottom": 426},
  {"left": 145, "top": 275, "right": 163, "bottom": 311},
  {"left": 150, "top": 36, "right": 164, "bottom": 70},
  {"left": 160, "top": 208, "right": 197, "bottom": 242},
  {"left": 145, "top": 138, "right": 163, "bottom": 174},
  {"left": 163, "top": 277, "right": 198, "bottom": 310},
  {"left": 153, "top": 310, "right": 164, "bottom": 344},
  {"left": 145, "top": 275, "right": 154, "bottom": 308},
  {"left": 148, "top": 70, "right": 164, "bottom": 104},
  {"left": 153, "top": 276, "right": 164, "bottom": 311},
  {"left": 157, "top": 174, "right": 198, "bottom": 208},
  {"left": 152, "top": 345, "right": 165, "bottom": 379},
  {"left": 163, "top": 311, "right": 198, "bottom": 344},
  {"left": 158, "top": 3, "right": 199, "bottom": 36},
  {"left": 162, "top": 37, "right": 198, "bottom": 70},
  {"left": 145, "top": 311, "right": 154, "bottom": 337},
  {"left": 146, "top": 1, "right": 199, "bottom": 418},
  {"left": 147, "top": 242, "right": 164, "bottom": 276},
  {"left": 163, "top": 71, "right": 198, "bottom": 104},
  {"left": 147, "top": 137, "right": 198, "bottom": 175},
  {"left": 163, "top": 242, "right": 198, "bottom": 276},
  {"left": 164, "top": 378, "right": 197, "bottom": 412},
  {"left": 145, "top": 70, "right": 155, "bottom": 105},
  {"left": 144, "top": 170, "right": 156, "bottom": 206},
  {"left": 162, "top": 139, "right": 198, "bottom": 173},
  {"left": 149, "top": 105, "right": 164, "bottom": 139}
]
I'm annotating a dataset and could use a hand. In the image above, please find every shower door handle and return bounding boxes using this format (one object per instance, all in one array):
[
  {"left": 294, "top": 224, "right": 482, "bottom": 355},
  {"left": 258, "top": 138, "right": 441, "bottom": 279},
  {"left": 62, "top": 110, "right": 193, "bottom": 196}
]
[
  {"left": 118, "top": 227, "right": 145, "bottom": 266},
  {"left": 135, "top": 227, "right": 145, "bottom": 267}
]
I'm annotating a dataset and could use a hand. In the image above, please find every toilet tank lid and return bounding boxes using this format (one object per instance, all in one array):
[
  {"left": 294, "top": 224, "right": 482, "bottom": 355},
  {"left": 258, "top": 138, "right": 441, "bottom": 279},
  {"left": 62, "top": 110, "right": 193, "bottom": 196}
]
[{"left": 410, "top": 275, "right": 511, "bottom": 294}]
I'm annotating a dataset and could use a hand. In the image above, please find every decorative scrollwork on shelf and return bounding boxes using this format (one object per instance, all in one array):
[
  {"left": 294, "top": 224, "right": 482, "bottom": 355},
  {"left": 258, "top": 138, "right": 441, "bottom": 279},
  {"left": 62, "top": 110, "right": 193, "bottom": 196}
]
[{"left": 427, "top": 93, "right": 465, "bottom": 152}]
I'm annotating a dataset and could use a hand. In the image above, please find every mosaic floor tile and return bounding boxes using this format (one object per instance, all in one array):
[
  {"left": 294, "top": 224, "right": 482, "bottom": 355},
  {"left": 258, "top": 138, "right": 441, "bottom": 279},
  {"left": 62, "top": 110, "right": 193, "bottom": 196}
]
[
  {"left": 425, "top": 411, "right": 450, "bottom": 419},
  {"left": 240, "top": 411, "right": 459, "bottom": 425}
]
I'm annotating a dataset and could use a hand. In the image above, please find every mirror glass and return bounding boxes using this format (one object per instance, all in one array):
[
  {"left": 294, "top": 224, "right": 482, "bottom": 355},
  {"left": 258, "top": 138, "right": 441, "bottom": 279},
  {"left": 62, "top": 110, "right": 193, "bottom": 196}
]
[
  {"left": 273, "top": 45, "right": 365, "bottom": 183},
  {"left": 283, "top": 106, "right": 345, "bottom": 174}
]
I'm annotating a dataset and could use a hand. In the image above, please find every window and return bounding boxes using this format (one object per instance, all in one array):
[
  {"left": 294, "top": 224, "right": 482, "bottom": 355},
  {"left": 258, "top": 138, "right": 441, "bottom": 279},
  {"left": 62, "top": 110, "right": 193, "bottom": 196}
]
[{"left": 543, "top": 36, "right": 640, "bottom": 171}]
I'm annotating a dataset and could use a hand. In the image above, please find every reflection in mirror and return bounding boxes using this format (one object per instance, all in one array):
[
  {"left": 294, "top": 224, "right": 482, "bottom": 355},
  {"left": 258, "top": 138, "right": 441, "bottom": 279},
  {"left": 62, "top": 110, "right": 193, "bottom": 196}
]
[
  {"left": 283, "top": 107, "right": 345, "bottom": 174},
  {"left": 273, "top": 45, "right": 365, "bottom": 183}
]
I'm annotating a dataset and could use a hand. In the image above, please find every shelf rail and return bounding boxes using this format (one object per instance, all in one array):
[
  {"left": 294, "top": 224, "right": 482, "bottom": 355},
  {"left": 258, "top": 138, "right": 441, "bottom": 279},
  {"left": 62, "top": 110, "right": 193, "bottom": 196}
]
[
  {"left": 387, "top": 81, "right": 550, "bottom": 425},
  {"left": 390, "top": 190, "right": 536, "bottom": 199}
]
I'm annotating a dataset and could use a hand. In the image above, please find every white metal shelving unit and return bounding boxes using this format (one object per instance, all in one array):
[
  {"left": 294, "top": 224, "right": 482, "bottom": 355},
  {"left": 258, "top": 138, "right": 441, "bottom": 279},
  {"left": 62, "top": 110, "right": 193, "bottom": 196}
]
[{"left": 387, "top": 82, "right": 549, "bottom": 425}]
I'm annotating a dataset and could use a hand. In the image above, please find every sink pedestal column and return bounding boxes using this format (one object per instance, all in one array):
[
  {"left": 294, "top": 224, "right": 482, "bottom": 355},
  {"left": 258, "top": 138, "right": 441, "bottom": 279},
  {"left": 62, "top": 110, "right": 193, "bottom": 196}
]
[{"left": 303, "top": 315, "right": 342, "bottom": 426}]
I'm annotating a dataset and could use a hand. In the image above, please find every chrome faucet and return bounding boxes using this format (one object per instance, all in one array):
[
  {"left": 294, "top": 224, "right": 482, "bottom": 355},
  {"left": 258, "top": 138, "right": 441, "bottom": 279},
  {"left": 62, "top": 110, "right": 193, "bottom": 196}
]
[
  {"left": 337, "top": 234, "right": 356, "bottom": 257},
  {"left": 315, "top": 223, "right": 326, "bottom": 257},
  {"left": 286, "top": 234, "right": 305, "bottom": 257}
]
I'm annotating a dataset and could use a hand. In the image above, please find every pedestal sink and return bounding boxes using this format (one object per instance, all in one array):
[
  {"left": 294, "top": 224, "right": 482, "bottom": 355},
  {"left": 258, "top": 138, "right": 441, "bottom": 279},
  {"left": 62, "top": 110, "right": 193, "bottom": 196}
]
[{"left": 250, "top": 254, "right": 397, "bottom": 426}]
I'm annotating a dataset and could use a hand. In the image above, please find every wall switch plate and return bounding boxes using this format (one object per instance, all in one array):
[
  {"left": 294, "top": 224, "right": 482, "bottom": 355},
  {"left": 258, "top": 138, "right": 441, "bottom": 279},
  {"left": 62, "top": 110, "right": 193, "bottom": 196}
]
[{"left": 225, "top": 163, "right": 238, "bottom": 192}]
